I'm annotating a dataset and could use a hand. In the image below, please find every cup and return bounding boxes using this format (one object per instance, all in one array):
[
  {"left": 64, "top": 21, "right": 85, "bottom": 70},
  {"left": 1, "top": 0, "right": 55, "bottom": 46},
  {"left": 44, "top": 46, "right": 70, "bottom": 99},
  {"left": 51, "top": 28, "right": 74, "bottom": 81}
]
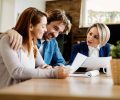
[
  {"left": 103, "top": 62, "right": 111, "bottom": 76},
  {"left": 111, "top": 59, "right": 120, "bottom": 85}
]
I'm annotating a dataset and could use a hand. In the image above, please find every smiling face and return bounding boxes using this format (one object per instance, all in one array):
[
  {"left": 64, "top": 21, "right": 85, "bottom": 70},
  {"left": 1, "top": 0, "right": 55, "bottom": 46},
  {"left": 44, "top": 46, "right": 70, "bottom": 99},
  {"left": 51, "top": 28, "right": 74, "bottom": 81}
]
[
  {"left": 43, "top": 20, "right": 66, "bottom": 41},
  {"left": 30, "top": 16, "right": 47, "bottom": 39},
  {"left": 86, "top": 27, "right": 100, "bottom": 47}
]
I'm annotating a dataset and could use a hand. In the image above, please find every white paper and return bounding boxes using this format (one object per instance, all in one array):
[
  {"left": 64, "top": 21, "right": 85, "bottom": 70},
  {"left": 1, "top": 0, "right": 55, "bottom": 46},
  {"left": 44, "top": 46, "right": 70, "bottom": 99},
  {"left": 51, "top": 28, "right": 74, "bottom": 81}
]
[
  {"left": 69, "top": 53, "right": 112, "bottom": 73},
  {"left": 82, "top": 56, "right": 112, "bottom": 71},
  {"left": 69, "top": 73, "right": 90, "bottom": 77},
  {"left": 70, "top": 53, "right": 87, "bottom": 73}
]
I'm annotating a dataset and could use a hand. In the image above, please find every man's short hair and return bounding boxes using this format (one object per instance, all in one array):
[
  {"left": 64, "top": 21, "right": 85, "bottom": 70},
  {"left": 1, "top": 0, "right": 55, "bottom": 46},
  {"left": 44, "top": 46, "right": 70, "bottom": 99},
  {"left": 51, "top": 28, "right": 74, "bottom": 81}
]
[{"left": 47, "top": 9, "right": 72, "bottom": 35}]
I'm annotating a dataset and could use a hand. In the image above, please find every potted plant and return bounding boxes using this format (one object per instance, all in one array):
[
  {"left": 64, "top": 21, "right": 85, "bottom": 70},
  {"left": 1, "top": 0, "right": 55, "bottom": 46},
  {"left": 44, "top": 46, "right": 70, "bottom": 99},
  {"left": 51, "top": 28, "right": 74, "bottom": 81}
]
[
  {"left": 110, "top": 40, "right": 120, "bottom": 58},
  {"left": 110, "top": 40, "right": 120, "bottom": 85}
]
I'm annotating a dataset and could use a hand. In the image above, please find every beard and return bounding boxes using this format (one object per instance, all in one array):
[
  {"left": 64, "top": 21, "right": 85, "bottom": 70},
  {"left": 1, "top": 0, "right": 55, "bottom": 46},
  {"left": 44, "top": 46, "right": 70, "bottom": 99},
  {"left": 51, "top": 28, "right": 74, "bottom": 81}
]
[{"left": 43, "top": 32, "right": 54, "bottom": 41}]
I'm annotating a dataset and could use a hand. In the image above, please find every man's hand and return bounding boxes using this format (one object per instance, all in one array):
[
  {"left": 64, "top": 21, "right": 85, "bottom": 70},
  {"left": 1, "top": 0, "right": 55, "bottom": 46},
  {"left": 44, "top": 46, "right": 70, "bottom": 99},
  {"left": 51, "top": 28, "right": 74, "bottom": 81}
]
[{"left": 7, "top": 29, "right": 22, "bottom": 50}]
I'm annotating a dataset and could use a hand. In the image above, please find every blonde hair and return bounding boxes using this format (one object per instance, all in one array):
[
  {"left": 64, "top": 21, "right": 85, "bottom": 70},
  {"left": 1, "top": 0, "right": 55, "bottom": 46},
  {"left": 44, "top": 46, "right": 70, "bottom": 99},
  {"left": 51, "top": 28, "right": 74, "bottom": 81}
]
[{"left": 87, "top": 23, "right": 110, "bottom": 47}]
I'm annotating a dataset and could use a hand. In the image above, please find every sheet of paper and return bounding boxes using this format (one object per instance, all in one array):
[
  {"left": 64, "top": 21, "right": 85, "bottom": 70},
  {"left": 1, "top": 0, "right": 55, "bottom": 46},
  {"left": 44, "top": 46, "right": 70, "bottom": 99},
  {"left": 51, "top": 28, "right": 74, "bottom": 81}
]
[
  {"left": 81, "top": 56, "right": 112, "bottom": 70},
  {"left": 70, "top": 53, "right": 87, "bottom": 73},
  {"left": 69, "top": 53, "right": 112, "bottom": 73},
  {"left": 69, "top": 74, "right": 90, "bottom": 77}
]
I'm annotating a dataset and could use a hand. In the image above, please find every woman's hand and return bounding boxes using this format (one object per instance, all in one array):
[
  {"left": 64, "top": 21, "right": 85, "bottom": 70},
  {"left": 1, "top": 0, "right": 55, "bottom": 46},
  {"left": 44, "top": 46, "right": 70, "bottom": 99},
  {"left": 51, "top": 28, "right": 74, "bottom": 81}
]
[{"left": 54, "top": 66, "right": 70, "bottom": 79}]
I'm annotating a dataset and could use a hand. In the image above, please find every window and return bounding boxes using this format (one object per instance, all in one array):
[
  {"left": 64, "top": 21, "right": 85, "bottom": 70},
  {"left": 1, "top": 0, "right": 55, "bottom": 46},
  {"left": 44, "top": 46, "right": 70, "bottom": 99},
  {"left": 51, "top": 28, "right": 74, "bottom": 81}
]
[{"left": 80, "top": 0, "right": 120, "bottom": 27}]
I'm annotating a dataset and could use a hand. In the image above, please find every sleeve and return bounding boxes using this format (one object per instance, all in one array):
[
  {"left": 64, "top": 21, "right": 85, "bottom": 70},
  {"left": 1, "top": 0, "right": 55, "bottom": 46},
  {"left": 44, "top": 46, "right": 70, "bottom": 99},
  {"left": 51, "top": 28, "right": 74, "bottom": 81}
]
[
  {"left": 104, "top": 43, "right": 111, "bottom": 56},
  {"left": 69, "top": 44, "right": 80, "bottom": 64},
  {"left": 52, "top": 40, "right": 66, "bottom": 66},
  {"left": 0, "top": 35, "right": 56, "bottom": 80}
]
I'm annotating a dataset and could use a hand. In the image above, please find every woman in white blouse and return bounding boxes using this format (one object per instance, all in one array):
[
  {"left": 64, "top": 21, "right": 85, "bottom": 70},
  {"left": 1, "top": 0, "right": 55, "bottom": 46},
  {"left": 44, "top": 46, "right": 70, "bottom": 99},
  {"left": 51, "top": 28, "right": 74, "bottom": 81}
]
[
  {"left": 0, "top": 7, "right": 69, "bottom": 89},
  {"left": 70, "top": 23, "right": 110, "bottom": 72}
]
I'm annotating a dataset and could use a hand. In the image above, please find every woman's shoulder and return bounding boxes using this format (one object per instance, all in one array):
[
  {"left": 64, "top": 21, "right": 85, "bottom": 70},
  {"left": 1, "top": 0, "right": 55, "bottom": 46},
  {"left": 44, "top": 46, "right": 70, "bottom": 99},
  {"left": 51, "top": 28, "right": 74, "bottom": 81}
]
[
  {"left": 106, "top": 43, "right": 110, "bottom": 46},
  {"left": 0, "top": 33, "right": 11, "bottom": 55},
  {"left": 80, "top": 41, "right": 87, "bottom": 45},
  {"left": 100, "top": 43, "right": 110, "bottom": 53},
  {"left": 102, "top": 43, "right": 110, "bottom": 48},
  {"left": 0, "top": 33, "right": 9, "bottom": 43},
  {"left": 73, "top": 41, "right": 87, "bottom": 48}
]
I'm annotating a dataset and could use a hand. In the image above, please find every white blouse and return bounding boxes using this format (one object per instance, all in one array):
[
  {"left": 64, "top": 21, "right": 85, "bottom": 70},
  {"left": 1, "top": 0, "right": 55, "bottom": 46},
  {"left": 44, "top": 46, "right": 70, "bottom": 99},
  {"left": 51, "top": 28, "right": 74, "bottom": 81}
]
[
  {"left": 18, "top": 45, "right": 35, "bottom": 69},
  {"left": 88, "top": 45, "right": 100, "bottom": 57},
  {"left": 0, "top": 35, "right": 56, "bottom": 88}
]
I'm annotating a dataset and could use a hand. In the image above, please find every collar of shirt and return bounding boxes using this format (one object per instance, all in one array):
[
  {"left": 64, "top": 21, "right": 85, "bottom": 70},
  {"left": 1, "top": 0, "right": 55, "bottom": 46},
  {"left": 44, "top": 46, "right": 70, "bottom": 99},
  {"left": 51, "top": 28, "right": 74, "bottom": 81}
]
[
  {"left": 37, "top": 39, "right": 45, "bottom": 49},
  {"left": 88, "top": 45, "right": 100, "bottom": 51},
  {"left": 38, "top": 39, "right": 45, "bottom": 56},
  {"left": 41, "top": 39, "right": 45, "bottom": 44},
  {"left": 88, "top": 45, "right": 100, "bottom": 57}
]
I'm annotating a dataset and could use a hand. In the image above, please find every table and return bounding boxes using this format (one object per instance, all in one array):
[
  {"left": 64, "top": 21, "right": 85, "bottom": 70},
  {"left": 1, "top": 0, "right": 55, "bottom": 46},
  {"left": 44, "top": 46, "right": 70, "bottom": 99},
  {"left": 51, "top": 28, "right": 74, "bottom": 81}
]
[{"left": 0, "top": 75, "right": 120, "bottom": 100}]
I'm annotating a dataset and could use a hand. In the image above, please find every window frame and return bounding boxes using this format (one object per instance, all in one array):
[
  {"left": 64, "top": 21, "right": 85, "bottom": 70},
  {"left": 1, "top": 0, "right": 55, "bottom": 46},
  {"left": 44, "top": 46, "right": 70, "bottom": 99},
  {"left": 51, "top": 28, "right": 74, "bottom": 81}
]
[{"left": 80, "top": 0, "right": 120, "bottom": 27}]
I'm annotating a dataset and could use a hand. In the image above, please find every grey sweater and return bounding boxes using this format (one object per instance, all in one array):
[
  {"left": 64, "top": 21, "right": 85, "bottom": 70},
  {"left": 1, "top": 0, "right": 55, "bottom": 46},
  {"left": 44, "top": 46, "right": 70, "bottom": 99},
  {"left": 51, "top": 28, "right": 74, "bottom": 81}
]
[{"left": 0, "top": 34, "right": 57, "bottom": 89}]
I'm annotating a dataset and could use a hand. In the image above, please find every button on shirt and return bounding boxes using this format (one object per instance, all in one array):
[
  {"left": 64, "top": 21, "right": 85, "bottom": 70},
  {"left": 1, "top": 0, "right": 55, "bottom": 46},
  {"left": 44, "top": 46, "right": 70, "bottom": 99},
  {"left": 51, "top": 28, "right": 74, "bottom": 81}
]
[{"left": 88, "top": 45, "right": 100, "bottom": 57}]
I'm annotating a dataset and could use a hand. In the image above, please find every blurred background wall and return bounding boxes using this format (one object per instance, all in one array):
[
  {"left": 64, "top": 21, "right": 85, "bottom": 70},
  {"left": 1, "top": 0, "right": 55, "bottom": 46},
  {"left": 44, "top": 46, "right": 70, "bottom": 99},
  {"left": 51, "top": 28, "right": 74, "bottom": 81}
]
[
  {"left": 0, "top": 0, "right": 53, "bottom": 32},
  {"left": 0, "top": 0, "right": 120, "bottom": 61}
]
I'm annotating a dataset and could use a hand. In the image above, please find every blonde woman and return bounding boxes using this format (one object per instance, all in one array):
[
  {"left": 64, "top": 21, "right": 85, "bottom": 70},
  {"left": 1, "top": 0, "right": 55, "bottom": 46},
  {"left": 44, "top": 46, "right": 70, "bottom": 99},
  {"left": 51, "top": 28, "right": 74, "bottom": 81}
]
[
  {"left": 70, "top": 23, "right": 110, "bottom": 64},
  {"left": 0, "top": 7, "right": 69, "bottom": 89}
]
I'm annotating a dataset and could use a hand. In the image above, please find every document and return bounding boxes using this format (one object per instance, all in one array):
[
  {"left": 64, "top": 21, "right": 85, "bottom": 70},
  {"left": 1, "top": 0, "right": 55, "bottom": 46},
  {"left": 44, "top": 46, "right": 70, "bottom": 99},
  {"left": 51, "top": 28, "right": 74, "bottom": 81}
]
[
  {"left": 69, "top": 73, "right": 89, "bottom": 77},
  {"left": 69, "top": 53, "right": 112, "bottom": 74}
]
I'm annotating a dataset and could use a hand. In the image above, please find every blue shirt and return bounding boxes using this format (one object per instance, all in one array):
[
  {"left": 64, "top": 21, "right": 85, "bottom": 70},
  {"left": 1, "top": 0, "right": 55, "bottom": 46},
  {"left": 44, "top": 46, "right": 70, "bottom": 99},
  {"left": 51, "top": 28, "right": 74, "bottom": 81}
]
[{"left": 37, "top": 38, "right": 66, "bottom": 66}]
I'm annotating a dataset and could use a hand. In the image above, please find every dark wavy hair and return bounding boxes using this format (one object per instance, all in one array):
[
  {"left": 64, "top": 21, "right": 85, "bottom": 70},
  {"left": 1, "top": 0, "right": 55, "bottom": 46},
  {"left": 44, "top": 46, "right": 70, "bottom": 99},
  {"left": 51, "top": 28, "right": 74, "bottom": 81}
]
[{"left": 47, "top": 9, "right": 71, "bottom": 34}]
